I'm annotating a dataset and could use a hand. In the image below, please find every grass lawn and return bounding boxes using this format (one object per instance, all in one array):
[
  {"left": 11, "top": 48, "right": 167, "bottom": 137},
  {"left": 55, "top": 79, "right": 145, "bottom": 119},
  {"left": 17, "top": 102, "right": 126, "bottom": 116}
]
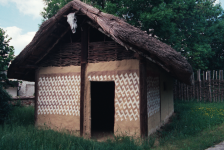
[
  {"left": 1, "top": 101, "right": 224, "bottom": 150},
  {"left": 152, "top": 101, "right": 224, "bottom": 150}
]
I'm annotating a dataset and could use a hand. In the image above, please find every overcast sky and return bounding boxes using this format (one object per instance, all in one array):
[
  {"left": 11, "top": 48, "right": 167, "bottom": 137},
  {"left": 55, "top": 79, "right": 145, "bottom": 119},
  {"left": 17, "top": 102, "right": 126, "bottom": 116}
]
[{"left": 0, "top": 0, "right": 224, "bottom": 55}]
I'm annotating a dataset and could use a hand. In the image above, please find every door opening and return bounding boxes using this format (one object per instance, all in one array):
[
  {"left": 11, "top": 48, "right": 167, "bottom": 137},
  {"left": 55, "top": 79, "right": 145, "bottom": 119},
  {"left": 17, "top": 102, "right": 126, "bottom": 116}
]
[{"left": 91, "top": 81, "right": 115, "bottom": 136}]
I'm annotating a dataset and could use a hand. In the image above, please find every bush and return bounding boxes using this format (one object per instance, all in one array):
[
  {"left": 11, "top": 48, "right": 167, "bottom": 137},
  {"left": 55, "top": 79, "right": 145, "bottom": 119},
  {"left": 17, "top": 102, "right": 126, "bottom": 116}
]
[{"left": 0, "top": 86, "right": 12, "bottom": 124}]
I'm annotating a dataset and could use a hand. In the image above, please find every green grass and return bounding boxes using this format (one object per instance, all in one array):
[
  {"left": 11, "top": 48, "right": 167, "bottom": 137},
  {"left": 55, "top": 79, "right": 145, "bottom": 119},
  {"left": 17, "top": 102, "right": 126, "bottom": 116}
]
[
  {"left": 152, "top": 101, "right": 224, "bottom": 150},
  {"left": 1, "top": 101, "right": 224, "bottom": 150},
  {"left": 0, "top": 106, "right": 153, "bottom": 150}
]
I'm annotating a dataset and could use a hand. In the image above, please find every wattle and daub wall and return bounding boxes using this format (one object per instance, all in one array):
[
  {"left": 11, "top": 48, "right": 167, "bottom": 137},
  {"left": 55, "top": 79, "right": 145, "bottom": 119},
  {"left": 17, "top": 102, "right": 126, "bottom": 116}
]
[
  {"left": 35, "top": 28, "right": 173, "bottom": 137},
  {"left": 146, "top": 61, "right": 174, "bottom": 136}
]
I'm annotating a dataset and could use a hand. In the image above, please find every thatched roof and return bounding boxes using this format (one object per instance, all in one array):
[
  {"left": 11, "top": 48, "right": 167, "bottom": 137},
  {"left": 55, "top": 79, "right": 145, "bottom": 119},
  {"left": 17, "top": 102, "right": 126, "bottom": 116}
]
[{"left": 7, "top": 0, "right": 192, "bottom": 84}]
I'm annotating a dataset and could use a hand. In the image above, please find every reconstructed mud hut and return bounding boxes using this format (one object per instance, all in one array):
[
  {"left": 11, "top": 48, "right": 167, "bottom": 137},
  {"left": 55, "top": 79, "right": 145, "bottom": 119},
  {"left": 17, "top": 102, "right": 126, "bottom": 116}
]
[{"left": 8, "top": 0, "right": 192, "bottom": 137}]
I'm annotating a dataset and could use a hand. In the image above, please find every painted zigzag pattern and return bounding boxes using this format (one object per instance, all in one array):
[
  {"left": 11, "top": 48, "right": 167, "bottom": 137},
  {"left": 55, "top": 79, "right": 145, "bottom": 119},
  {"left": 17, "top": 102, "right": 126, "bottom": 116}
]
[
  {"left": 88, "top": 71, "right": 140, "bottom": 121},
  {"left": 147, "top": 76, "right": 160, "bottom": 117},
  {"left": 37, "top": 73, "right": 81, "bottom": 116}
]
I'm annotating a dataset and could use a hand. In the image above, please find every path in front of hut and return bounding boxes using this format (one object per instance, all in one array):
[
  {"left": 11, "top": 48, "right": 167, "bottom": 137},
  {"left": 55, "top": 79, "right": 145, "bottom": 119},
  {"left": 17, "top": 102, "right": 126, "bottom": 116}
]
[{"left": 206, "top": 141, "right": 224, "bottom": 150}]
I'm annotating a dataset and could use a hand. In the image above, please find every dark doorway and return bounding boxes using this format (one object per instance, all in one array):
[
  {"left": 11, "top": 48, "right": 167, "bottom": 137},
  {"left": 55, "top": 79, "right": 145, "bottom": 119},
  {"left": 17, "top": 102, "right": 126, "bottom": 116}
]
[{"left": 91, "top": 81, "right": 115, "bottom": 135}]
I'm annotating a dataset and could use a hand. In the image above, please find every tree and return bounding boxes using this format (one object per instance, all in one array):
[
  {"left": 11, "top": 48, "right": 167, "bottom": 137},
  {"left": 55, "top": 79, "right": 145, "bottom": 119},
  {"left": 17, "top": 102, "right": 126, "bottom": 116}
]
[
  {"left": 206, "top": 18, "right": 224, "bottom": 70},
  {"left": 0, "top": 28, "right": 14, "bottom": 124},
  {"left": 102, "top": 0, "right": 224, "bottom": 72},
  {"left": 0, "top": 28, "right": 14, "bottom": 86},
  {"left": 41, "top": 0, "right": 224, "bottom": 72},
  {"left": 41, "top": 0, "right": 73, "bottom": 22}
]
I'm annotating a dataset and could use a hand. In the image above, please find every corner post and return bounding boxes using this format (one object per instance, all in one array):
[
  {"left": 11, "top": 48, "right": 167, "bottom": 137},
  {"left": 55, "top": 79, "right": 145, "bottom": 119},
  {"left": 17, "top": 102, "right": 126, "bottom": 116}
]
[
  {"left": 139, "top": 57, "right": 148, "bottom": 137},
  {"left": 80, "top": 24, "right": 88, "bottom": 136},
  {"left": 35, "top": 69, "right": 39, "bottom": 123}
]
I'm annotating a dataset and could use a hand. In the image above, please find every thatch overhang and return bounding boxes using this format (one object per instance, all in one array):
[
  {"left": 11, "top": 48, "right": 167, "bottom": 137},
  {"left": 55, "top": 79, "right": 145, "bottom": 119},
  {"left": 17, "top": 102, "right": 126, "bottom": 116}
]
[{"left": 7, "top": 0, "right": 192, "bottom": 84}]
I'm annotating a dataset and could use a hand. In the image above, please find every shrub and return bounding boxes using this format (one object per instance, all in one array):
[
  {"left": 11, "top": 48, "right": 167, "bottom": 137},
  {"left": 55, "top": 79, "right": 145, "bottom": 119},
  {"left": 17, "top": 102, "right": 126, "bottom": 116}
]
[{"left": 0, "top": 86, "right": 12, "bottom": 124}]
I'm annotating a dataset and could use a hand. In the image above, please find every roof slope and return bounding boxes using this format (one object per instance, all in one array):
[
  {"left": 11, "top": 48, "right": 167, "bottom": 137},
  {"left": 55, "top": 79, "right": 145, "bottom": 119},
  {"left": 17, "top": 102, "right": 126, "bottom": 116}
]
[{"left": 8, "top": 0, "right": 192, "bottom": 84}]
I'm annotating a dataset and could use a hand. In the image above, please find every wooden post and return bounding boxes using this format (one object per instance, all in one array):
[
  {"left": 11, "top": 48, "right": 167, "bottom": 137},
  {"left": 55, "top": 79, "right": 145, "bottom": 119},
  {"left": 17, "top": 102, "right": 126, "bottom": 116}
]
[
  {"left": 216, "top": 71, "right": 218, "bottom": 102},
  {"left": 196, "top": 70, "right": 199, "bottom": 101},
  {"left": 208, "top": 71, "right": 212, "bottom": 102},
  {"left": 174, "top": 80, "right": 176, "bottom": 100},
  {"left": 34, "top": 69, "right": 39, "bottom": 123},
  {"left": 179, "top": 81, "right": 181, "bottom": 100},
  {"left": 181, "top": 83, "right": 184, "bottom": 101},
  {"left": 175, "top": 80, "right": 178, "bottom": 100},
  {"left": 139, "top": 58, "right": 148, "bottom": 137},
  {"left": 206, "top": 71, "right": 208, "bottom": 102},
  {"left": 184, "top": 83, "right": 186, "bottom": 101},
  {"left": 186, "top": 84, "right": 189, "bottom": 101},
  {"left": 197, "top": 70, "right": 201, "bottom": 102},
  {"left": 192, "top": 72, "right": 195, "bottom": 100},
  {"left": 213, "top": 70, "right": 215, "bottom": 102},
  {"left": 219, "top": 70, "right": 221, "bottom": 102},
  {"left": 80, "top": 24, "right": 88, "bottom": 136},
  {"left": 203, "top": 71, "right": 205, "bottom": 102},
  {"left": 220, "top": 70, "right": 223, "bottom": 102}
]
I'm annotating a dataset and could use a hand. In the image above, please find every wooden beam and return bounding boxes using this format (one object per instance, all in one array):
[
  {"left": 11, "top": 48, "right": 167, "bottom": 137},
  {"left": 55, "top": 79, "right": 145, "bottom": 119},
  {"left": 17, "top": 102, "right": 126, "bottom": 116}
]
[
  {"left": 139, "top": 58, "right": 148, "bottom": 137},
  {"left": 80, "top": 23, "right": 88, "bottom": 136},
  {"left": 35, "top": 27, "right": 70, "bottom": 64},
  {"left": 34, "top": 69, "right": 39, "bottom": 123}
]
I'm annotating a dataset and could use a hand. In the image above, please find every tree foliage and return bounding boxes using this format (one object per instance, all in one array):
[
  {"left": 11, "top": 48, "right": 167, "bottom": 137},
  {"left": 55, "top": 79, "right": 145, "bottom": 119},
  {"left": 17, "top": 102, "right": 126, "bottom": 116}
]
[
  {"left": 41, "top": 0, "right": 224, "bottom": 72},
  {"left": 41, "top": 0, "right": 73, "bottom": 22},
  {"left": 0, "top": 87, "right": 12, "bottom": 124},
  {"left": 0, "top": 28, "right": 14, "bottom": 86},
  {"left": 0, "top": 28, "right": 14, "bottom": 124}
]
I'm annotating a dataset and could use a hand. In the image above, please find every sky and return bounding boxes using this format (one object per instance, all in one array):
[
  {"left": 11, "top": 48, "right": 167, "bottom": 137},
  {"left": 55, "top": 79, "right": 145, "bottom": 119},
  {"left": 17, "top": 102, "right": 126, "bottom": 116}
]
[
  {"left": 0, "top": 0, "right": 44, "bottom": 55},
  {"left": 0, "top": 0, "right": 224, "bottom": 56}
]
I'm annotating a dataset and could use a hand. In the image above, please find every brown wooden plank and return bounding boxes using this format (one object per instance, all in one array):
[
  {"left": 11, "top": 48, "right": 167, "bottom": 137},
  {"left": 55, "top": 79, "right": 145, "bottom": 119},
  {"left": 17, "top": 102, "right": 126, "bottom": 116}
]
[
  {"left": 80, "top": 63, "right": 86, "bottom": 136},
  {"left": 208, "top": 71, "right": 212, "bottom": 102},
  {"left": 213, "top": 70, "right": 215, "bottom": 102},
  {"left": 34, "top": 69, "right": 39, "bottom": 123},
  {"left": 221, "top": 70, "right": 223, "bottom": 102},
  {"left": 80, "top": 24, "right": 88, "bottom": 136},
  {"left": 139, "top": 58, "right": 148, "bottom": 137},
  {"left": 219, "top": 70, "right": 221, "bottom": 102},
  {"left": 81, "top": 24, "right": 88, "bottom": 63}
]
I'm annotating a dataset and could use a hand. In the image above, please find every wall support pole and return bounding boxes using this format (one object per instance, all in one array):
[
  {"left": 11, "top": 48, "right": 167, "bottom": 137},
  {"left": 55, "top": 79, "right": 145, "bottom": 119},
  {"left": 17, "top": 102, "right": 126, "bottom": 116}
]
[
  {"left": 139, "top": 58, "right": 148, "bottom": 137},
  {"left": 80, "top": 24, "right": 88, "bottom": 136}
]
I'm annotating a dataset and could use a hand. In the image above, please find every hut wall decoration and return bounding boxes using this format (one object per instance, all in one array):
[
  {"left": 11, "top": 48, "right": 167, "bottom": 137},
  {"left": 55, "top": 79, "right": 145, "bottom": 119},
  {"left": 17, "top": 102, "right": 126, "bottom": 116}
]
[{"left": 8, "top": 0, "right": 192, "bottom": 137}]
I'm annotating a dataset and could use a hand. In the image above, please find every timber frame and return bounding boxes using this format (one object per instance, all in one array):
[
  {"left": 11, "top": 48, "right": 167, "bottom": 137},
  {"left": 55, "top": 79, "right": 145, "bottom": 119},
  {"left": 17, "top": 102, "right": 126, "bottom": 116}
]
[{"left": 139, "top": 58, "right": 148, "bottom": 137}]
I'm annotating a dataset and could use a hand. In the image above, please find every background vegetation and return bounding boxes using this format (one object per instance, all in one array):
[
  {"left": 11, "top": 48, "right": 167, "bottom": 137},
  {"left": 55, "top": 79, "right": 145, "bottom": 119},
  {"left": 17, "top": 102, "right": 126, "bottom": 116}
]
[{"left": 0, "top": 28, "right": 14, "bottom": 124}]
